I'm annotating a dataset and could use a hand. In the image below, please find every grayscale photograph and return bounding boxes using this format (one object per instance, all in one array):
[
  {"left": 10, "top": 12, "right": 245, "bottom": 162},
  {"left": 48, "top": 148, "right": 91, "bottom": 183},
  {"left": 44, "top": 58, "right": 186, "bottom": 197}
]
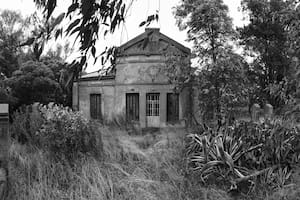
[{"left": 0, "top": 0, "right": 299, "bottom": 199}]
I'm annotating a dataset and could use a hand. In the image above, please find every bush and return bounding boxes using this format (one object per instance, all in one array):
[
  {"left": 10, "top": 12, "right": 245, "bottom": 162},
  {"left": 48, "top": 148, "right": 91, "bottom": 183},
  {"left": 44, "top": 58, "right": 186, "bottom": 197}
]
[
  {"left": 11, "top": 103, "right": 103, "bottom": 161},
  {"left": 10, "top": 104, "right": 44, "bottom": 144},
  {"left": 37, "top": 104, "right": 103, "bottom": 160}
]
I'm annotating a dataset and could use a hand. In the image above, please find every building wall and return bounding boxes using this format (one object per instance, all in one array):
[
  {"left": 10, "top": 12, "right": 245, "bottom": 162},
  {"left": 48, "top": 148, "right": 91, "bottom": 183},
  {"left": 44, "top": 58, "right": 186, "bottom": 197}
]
[
  {"left": 73, "top": 54, "right": 190, "bottom": 127},
  {"left": 73, "top": 26, "right": 194, "bottom": 127},
  {"left": 116, "top": 54, "right": 189, "bottom": 127},
  {"left": 114, "top": 84, "right": 187, "bottom": 127},
  {"left": 73, "top": 79, "right": 116, "bottom": 120},
  {"left": 73, "top": 83, "right": 188, "bottom": 126},
  {"left": 116, "top": 55, "right": 167, "bottom": 84}
]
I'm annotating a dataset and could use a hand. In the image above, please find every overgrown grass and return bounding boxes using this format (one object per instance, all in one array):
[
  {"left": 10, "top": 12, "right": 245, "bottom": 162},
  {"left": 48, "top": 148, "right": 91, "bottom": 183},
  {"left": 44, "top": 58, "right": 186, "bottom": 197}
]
[
  {"left": 9, "top": 126, "right": 230, "bottom": 200},
  {"left": 7, "top": 105, "right": 300, "bottom": 199}
]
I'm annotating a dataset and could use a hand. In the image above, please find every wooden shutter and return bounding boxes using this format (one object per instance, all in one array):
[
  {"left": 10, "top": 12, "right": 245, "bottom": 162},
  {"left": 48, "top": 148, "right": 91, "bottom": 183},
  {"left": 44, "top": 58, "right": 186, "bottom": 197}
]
[
  {"left": 90, "top": 94, "right": 102, "bottom": 120},
  {"left": 167, "top": 93, "right": 179, "bottom": 122},
  {"left": 126, "top": 93, "right": 139, "bottom": 121}
]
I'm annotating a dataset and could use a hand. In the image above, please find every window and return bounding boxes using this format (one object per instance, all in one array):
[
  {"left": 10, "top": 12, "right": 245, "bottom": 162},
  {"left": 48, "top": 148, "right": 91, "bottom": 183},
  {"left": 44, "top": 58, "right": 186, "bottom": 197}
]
[
  {"left": 126, "top": 93, "right": 139, "bottom": 121},
  {"left": 167, "top": 93, "right": 179, "bottom": 122},
  {"left": 146, "top": 93, "right": 160, "bottom": 116},
  {"left": 90, "top": 94, "right": 102, "bottom": 120}
]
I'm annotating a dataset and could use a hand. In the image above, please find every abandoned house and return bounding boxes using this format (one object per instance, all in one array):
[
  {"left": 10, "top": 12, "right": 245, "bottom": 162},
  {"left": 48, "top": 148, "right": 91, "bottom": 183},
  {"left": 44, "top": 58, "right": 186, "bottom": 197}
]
[{"left": 72, "top": 28, "right": 191, "bottom": 127}]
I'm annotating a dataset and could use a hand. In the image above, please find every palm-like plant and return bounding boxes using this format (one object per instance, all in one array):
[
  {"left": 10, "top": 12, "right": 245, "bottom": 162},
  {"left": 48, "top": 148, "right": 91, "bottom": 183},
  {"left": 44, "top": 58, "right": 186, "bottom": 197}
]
[
  {"left": 186, "top": 119, "right": 300, "bottom": 195},
  {"left": 187, "top": 129, "right": 263, "bottom": 182}
]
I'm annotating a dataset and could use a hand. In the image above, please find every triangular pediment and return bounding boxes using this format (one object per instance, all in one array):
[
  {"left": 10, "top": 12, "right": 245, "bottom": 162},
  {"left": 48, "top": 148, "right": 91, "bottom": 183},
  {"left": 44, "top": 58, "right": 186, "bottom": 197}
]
[{"left": 117, "top": 28, "right": 190, "bottom": 57}]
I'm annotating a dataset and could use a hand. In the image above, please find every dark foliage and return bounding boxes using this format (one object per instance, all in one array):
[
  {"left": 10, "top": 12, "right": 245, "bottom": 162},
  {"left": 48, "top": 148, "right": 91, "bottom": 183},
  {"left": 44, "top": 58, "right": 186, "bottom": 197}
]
[
  {"left": 240, "top": 0, "right": 300, "bottom": 108},
  {"left": 6, "top": 61, "right": 60, "bottom": 107},
  {"left": 11, "top": 104, "right": 103, "bottom": 161},
  {"left": 186, "top": 119, "right": 300, "bottom": 194}
]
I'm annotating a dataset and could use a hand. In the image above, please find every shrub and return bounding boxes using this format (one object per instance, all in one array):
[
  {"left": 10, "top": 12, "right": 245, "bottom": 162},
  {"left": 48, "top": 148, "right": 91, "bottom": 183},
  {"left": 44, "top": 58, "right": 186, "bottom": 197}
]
[
  {"left": 37, "top": 104, "right": 103, "bottom": 160},
  {"left": 10, "top": 104, "right": 44, "bottom": 144},
  {"left": 11, "top": 103, "right": 103, "bottom": 161}
]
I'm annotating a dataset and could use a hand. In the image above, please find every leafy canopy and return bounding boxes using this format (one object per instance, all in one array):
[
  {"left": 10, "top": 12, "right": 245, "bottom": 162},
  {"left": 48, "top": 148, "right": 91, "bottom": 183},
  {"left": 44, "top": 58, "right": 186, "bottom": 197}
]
[
  {"left": 175, "top": 0, "right": 248, "bottom": 123},
  {"left": 33, "top": 0, "right": 131, "bottom": 78},
  {"left": 0, "top": 10, "right": 27, "bottom": 77},
  {"left": 240, "top": 0, "right": 300, "bottom": 108},
  {"left": 175, "top": 0, "right": 235, "bottom": 64},
  {"left": 6, "top": 60, "right": 60, "bottom": 106}
]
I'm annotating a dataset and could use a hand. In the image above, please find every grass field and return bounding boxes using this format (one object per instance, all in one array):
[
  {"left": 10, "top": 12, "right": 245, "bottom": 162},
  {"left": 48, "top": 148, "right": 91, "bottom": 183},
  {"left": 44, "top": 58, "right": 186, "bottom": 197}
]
[
  {"left": 7, "top": 124, "right": 300, "bottom": 200},
  {"left": 7, "top": 126, "right": 192, "bottom": 200}
]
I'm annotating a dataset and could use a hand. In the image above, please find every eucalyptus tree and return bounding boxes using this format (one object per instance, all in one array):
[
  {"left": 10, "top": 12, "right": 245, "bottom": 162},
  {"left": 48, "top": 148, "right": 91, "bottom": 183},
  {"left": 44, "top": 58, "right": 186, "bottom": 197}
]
[
  {"left": 283, "top": 1, "right": 300, "bottom": 101},
  {"left": 175, "top": 0, "right": 248, "bottom": 124},
  {"left": 0, "top": 10, "right": 27, "bottom": 77},
  {"left": 32, "top": 0, "right": 159, "bottom": 80},
  {"left": 240, "top": 0, "right": 300, "bottom": 108}
]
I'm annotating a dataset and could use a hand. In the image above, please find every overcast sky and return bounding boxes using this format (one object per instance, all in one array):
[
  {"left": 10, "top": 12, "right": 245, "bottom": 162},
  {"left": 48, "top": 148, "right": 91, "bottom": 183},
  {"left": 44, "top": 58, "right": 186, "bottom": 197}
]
[{"left": 1, "top": 0, "right": 247, "bottom": 72}]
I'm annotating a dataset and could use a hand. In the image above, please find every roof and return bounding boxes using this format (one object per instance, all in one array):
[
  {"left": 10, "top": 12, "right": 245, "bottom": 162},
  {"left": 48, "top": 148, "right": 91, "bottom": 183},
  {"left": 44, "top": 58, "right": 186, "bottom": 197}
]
[
  {"left": 77, "top": 28, "right": 191, "bottom": 81},
  {"left": 75, "top": 70, "right": 115, "bottom": 82},
  {"left": 81, "top": 71, "right": 104, "bottom": 78},
  {"left": 117, "top": 28, "right": 191, "bottom": 56}
]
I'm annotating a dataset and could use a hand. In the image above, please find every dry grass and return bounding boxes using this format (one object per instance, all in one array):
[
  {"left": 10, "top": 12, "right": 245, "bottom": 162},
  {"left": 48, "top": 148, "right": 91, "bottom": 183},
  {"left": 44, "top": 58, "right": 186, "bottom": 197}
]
[
  {"left": 9, "top": 125, "right": 300, "bottom": 200},
  {"left": 8, "top": 126, "right": 218, "bottom": 200}
]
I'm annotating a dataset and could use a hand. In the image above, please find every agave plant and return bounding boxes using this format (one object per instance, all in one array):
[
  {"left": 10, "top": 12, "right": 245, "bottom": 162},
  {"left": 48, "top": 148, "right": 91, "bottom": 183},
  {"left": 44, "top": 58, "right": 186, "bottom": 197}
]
[
  {"left": 186, "top": 119, "right": 300, "bottom": 197},
  {"left": 186, "top": 128, "right": 262, "bottom": 181},
  {"left": 260, "top": 167, "right": 293, "bottom": 190}
]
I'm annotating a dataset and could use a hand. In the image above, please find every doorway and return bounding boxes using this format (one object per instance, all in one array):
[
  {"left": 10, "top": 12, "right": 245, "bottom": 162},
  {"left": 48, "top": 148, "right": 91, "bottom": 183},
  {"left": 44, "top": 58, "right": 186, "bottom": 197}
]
[
  {"left": 126, "top": 93, "right": 139, "bottom": 122},
  {"left": 146, "top": 93, "right": 160, "bottom": 127},
  {"left": 167, "top": 93, "right": 179, "bottom": 123}
]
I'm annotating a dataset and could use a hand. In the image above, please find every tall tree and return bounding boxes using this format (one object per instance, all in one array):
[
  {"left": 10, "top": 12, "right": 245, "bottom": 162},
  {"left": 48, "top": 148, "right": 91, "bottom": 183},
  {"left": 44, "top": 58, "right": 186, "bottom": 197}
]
[
  {"left": 175, "top": 0, "right": 247, "bottom": 124},
  {"left": 0, "top": 10, "right": 27, "bottom": 77},
  {"left": 41, "top": 45, "right": 74, "bottom": 107},
  {"left": 6, "top": 60, "right": 60, "bottom": 107},
  {"left": 284, "top": 1, "right": 300, "bottom": 100},
  {"left": 175, "top": 0, "right": 235, "bottom": 65},
  {"left": 239, "top": 0, "right": 297, "bottom": 108},
  {"left": 32, "top": 0, "right": 130, "bottom": 78},
  {"left": 19, "top": 12, "right": 65, "bottom": 61},
  {"left": 33, "top": 0, "right": 159, "bottom": 81}
]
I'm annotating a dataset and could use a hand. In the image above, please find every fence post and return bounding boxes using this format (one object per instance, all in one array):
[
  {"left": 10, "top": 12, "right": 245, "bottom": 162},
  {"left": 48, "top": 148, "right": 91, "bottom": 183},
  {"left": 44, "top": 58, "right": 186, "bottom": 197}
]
[{"left": 0, "top": 100, "right": 9, "bottom": 199}]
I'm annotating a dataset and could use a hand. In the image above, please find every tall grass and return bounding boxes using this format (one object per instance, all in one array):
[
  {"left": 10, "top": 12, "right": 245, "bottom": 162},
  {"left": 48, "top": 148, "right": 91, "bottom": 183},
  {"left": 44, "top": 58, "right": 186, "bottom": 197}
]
[
  {"left": 8, "top": 113, "right": 300, "bottom": 199},
  {"left": 9, "top": 126, "right": 231, "bottom": 200}
]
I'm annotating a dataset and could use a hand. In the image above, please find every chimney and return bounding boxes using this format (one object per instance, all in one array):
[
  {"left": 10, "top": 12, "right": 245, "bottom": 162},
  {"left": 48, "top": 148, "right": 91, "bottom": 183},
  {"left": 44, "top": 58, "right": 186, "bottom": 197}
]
[{"left": 145, "top": 27, "right": 160, "bottom": 33}]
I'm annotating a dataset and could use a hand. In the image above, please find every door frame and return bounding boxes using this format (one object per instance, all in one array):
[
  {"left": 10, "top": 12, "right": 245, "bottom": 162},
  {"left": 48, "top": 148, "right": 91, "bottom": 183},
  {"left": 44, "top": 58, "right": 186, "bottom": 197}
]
[
  {"left": 126, "top": 93, "right": 140, "bottom": 122},
  {"left": 90, "top": 93, "right": 102, "bottom": 120},
  {"left": 146, "top": 93, "right": 160, "bottom": 127},
  {"left": 167, "top": 93, "right": 179, "bottom": 123}
]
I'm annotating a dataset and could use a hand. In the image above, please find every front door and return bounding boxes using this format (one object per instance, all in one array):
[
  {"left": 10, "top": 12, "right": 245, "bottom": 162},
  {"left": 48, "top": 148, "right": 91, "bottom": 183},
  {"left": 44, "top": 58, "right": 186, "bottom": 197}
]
[
  {"left": 126, "top": 93, "right": 139, "bottom": 122},
  {"left": 167, "top": 93, "right": 179, "bottom": 123},
  {"left": 146, "top": 93, "right": 160, "bottom": 127},
  {"left": 90, "top": 94, "right": 102, "bottom": 120}
]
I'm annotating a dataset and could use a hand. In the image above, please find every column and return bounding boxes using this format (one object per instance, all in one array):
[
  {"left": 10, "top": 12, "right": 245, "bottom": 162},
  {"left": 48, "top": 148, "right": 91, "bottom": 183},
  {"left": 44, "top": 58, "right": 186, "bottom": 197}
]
[
  {"left": 72, "top": 82, "right": 78, "bottom": 110},
  {"left": 160, "top": 92, "right": 167, "bottom": 127},
  {"left": 139, "top": 92, "right": 146, "bottom": 127}
]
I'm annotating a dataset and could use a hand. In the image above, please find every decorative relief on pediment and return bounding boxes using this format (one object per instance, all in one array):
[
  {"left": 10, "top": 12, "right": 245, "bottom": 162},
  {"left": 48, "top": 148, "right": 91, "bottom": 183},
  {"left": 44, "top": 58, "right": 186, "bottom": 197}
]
[
  {"left": 117, "top": 28, "right": 190, "bottom": 58},
  {"left": 138, "top": 64, "right": 164, "bottom": 82},
  {"left": 123, "top": 39, "right": 171, "bottom": 55}
]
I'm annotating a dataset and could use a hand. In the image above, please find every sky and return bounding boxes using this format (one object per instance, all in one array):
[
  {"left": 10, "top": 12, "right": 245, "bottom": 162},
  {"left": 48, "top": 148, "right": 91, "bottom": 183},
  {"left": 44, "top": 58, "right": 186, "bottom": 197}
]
[{"left": 1, "top": 0, "right": 247, "bottom": 72}]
